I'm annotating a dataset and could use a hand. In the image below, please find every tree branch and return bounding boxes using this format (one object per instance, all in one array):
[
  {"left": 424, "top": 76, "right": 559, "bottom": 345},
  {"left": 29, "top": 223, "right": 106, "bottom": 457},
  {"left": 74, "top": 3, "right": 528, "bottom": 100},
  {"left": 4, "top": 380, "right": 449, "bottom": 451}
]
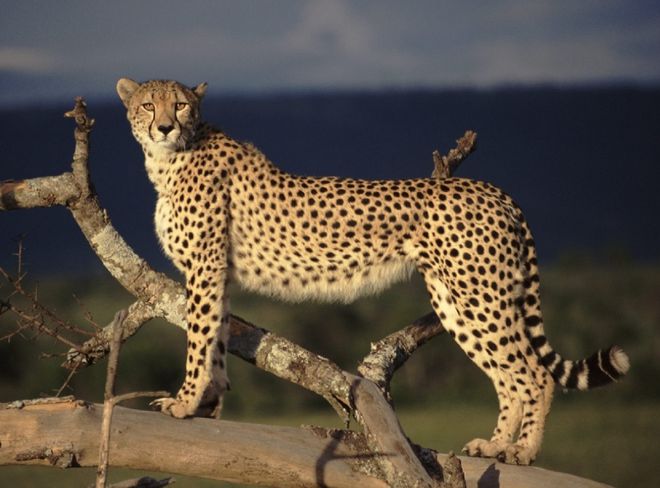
[
  {"left": 358, "top": 312, "right": 444, "bottom": 403},
  {"left": 0, "top": 399, "right": 613, "bottom": 488},
  {"left": 432, "top": 131, "right": 477, "bottom": 179}
]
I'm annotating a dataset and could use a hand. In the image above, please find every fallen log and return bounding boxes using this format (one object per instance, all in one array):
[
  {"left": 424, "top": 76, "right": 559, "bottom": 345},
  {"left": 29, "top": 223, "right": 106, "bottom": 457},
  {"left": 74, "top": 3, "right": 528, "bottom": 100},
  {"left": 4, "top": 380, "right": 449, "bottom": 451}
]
[{"left": 0, "top": 399, "right": 613, "bottom": 488}]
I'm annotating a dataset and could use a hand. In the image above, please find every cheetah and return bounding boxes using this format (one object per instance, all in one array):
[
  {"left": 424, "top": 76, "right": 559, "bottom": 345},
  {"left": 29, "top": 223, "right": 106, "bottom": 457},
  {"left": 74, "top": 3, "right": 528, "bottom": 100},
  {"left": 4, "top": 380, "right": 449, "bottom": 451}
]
[{"left": 116, "top": 78, "right": 629, "bottom": 465}]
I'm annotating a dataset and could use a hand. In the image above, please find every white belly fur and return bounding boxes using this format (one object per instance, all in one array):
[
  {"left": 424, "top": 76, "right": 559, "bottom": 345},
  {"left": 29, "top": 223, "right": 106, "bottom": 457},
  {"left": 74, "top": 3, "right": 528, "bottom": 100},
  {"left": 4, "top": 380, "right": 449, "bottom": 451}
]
[{"left": 232, "top": 257, "right": 416, "bottom": 304}]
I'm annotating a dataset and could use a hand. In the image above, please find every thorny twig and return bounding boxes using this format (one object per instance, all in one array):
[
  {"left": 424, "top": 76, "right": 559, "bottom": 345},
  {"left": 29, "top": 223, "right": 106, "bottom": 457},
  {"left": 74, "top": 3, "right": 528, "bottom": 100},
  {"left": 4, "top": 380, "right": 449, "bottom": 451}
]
[
  {"left": 54, "top": 362, "right": 80, "bottom": 397},
  {"left": 0, "top": 250, "right": 96, "bottom": 346},
  {"left": 1, "top": 243, "right": 105, "bottom": 396}
]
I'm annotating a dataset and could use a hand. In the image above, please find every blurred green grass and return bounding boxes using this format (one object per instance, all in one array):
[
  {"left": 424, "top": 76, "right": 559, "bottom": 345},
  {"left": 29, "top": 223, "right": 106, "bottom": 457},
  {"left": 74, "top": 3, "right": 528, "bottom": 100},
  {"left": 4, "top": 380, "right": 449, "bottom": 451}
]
[{"left": 1, "top": 259, "right": 659, "bottom": 486}]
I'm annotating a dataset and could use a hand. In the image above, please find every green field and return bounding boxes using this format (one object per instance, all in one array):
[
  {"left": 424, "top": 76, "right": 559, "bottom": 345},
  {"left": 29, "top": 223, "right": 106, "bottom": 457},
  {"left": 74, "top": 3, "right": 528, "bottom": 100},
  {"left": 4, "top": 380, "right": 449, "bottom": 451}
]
[{"left": 1, "top": 260, "right": 659, "bottom": 486}]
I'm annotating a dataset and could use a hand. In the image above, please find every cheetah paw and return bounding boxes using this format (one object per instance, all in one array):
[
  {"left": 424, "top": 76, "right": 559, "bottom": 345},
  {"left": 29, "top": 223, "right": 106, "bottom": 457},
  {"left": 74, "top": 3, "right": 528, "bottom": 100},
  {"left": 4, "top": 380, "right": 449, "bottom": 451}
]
[
  {"left": 462, "top": 438, "right": 507, "bottom": 459},
  {"left": 496, "top": 444, "right": 536, "bottom": 465},
  {"left": 462, "top": 438, "right": 536, "bottom": 465},
  {"left": 150, "top": 397, "right": 192, "bottom": 418}
]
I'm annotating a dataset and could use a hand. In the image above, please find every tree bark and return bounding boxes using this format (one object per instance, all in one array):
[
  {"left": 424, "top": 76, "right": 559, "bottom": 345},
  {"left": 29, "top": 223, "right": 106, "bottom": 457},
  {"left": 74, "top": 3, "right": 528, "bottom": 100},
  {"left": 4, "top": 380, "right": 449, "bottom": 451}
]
[{"left": 0, "top": 399, "right": 613, "bottom": 488}]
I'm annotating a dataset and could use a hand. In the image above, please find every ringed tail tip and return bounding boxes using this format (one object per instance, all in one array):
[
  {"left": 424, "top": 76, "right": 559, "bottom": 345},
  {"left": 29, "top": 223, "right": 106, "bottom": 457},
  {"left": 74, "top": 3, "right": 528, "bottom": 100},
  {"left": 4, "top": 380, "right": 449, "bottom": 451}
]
[
  {"left": 610, "top": 345, "right": 630, "bottom": 376},
  {"left": 554, "top": 344, "right": 630, "bottom": 390}
]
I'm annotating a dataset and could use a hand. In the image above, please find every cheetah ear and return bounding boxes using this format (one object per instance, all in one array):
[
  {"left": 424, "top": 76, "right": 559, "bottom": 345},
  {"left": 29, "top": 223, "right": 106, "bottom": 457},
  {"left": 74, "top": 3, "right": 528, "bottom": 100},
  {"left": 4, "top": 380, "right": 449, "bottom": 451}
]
[
  {"left": 192, "top": 82, "right": 208, "bottom": 99},
  {"left": 116, "top": 78, "right": 140, "bottom": 108}
]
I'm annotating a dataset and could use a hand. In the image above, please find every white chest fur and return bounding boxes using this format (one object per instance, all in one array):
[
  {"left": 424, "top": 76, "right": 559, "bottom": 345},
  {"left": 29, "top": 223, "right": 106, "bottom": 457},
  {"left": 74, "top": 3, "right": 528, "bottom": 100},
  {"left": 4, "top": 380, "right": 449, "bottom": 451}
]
[{"left": 146, "top": 150, "right": 189, "bottom": 272}]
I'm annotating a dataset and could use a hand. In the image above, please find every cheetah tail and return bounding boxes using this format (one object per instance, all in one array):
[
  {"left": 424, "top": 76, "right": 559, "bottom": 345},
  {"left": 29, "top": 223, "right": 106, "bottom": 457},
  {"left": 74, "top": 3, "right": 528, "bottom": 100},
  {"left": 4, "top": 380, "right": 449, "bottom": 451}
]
[
  {"left": 540, "top": 345, "right": 630, "bottom": 390},
  {"left": 516, "top": 211, "right": 630, "bottom": 390}
]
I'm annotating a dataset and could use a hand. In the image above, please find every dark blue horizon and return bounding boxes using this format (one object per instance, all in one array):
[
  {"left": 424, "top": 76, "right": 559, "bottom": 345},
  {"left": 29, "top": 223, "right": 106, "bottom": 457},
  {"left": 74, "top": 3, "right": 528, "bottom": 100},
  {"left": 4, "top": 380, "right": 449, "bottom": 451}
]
[{"left": 1, "top": 85, "right": 659, "bottom": 278}]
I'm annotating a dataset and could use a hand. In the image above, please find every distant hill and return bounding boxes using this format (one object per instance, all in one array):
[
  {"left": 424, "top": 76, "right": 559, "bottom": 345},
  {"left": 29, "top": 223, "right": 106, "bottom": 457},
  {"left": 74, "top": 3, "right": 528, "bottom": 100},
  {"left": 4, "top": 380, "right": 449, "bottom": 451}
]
[{"left": 1, "top": 86, "right": 659, "bottom": 277}]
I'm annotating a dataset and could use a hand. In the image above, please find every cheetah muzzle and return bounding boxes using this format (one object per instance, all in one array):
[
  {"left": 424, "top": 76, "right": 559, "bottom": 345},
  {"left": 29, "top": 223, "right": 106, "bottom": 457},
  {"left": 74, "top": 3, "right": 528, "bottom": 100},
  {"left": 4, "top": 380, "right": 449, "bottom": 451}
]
[{"left": 117, "top": 78, "right": 630, "bottom": 465}]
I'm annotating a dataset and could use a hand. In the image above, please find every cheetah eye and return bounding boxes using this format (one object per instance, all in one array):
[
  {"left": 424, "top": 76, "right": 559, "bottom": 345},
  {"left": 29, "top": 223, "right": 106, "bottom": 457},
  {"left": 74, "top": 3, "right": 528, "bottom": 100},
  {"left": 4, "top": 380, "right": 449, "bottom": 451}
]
[
  {"left": 142, "top": 103, "right": 155, "bottom": 112},
  {"left": 175, "top": 102, "right": 188, "bottom": 111}
]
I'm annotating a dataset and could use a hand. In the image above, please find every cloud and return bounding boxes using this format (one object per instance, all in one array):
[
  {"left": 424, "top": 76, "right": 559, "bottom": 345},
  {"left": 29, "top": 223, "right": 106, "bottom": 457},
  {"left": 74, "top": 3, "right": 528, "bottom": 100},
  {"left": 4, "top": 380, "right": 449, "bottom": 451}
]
[
  {"left": 282, "top": 1, "right": 373, "bottom": 57},
  {"left": 468, "top": 6, "right": 660, "bottom": 84},
  {"left": 0, "top": 0, "right": 659, "bottom": 105},
  {"left": 268, "top": 1, "right": 426, "bottom": 87},
  {"left": 0, "top": 47, "right": 58, "bottom": 73}
]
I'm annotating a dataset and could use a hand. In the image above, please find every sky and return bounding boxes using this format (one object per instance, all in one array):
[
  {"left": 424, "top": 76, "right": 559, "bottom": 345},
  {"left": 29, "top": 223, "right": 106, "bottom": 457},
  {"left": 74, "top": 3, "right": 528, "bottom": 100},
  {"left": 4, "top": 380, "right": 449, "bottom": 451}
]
[{"left": 1, "top": 0, "right": 660, "bottom": 105}]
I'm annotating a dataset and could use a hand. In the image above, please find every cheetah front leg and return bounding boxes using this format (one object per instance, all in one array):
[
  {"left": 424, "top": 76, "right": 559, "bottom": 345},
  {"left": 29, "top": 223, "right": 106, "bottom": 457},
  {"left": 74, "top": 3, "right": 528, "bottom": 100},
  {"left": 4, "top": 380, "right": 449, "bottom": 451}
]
[
  {"left": 152, "top": 261, "right": 230, "bottom": 418},
  {"left": 194, "top": 295, "right": 231, "bottom": 418}
]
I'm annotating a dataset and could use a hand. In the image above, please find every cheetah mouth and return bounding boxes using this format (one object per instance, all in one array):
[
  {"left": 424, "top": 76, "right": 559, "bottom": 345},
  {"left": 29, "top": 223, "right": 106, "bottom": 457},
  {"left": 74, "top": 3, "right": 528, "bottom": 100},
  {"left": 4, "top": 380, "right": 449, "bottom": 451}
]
[{"left": 150, "top": 132, "right": 186, "bottom": 151}]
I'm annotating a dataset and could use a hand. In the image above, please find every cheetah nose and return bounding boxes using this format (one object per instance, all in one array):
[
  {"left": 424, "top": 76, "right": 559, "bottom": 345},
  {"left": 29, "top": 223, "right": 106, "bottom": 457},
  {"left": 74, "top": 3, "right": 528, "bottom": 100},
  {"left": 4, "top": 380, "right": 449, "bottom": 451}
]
[{"left": 158, "top": 125, "right": 174, "bottom": 135}]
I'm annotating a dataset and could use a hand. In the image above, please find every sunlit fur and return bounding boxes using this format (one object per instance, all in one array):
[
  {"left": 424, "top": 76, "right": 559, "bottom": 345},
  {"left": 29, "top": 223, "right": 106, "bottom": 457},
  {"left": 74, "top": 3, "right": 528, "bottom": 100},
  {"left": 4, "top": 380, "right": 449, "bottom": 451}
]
[{"left": 118, "top": 78, "right": 629, "bottom": 465}]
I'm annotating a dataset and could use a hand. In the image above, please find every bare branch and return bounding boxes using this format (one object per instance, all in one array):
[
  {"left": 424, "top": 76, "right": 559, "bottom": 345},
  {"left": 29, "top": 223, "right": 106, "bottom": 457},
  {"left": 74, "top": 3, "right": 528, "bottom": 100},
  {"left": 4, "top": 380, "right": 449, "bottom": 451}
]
[
  {"left": 0, "top": 256, "right": 96, "bottom": 350},
  {"left": 347, "top": 373, "right": 438, "bottom": 487},
  {"left": 96, "top": 309, "right": 126, "bottom": 488},
  {"left": 432, "top": 131, "right": 478, "bottom": 179},
  {"left": 96, "top": 309, "right": 172, "bottom": 488},
  {"left": 54, "top": 362, "right": 80, "bottom": 397},
  {"left": 64, "top": 300, "right": 156, "bottom": 369},
  {"left": 358, "top": 312, "right": 444, "bottom": 402},
  {"left": 0, "top": 174, "right": 79, "bottom": 211}
]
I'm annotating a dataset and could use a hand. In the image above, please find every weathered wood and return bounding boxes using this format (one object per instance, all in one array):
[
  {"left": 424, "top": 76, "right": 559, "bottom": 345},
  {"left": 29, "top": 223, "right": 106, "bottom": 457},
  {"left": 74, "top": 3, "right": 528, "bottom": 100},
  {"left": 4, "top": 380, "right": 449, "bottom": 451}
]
[
  {"left": 431, "top": 131, "right": 477, "bottom": 179},
  {"left": 0, "top": 174, "right": 78, "bottom": 210},
  {"left": 0, "top": 400, "right": 613, "bottom": 488},
  {"left": 347, "top": 374, "right": 437, "bottom": 487},
  {"left": 0, "top": 400, "right": 388, "bottom": 488},
  {"left": 434, "top": 453, "right": 613, "bottom": 488},
  {"left": 358, "top": 312, "right": 445, "bottom": 401}
]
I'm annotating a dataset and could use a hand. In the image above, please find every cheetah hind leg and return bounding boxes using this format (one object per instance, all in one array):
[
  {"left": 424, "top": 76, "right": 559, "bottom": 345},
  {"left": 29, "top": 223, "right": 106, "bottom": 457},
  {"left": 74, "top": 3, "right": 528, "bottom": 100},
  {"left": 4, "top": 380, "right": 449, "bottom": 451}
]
[
  {"left": 462, "top": 373, "right": 526, "bottom": 462},
  {"left": 419, "top": 272, "right": 534, "bottom": 463},
  {"left": 463, "top": 371, "right": 552, "bottom": 465},
  {"left": 471, "top": 395, "right": 544, "bottom": 466}
]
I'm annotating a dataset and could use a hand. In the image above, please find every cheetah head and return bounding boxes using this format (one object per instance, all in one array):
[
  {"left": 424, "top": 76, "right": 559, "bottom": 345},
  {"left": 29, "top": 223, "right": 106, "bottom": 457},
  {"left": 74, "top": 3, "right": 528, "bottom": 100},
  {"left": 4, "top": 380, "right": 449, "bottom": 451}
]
[{"left": 116, "top": 78, "right": 207, "bottom": 152}]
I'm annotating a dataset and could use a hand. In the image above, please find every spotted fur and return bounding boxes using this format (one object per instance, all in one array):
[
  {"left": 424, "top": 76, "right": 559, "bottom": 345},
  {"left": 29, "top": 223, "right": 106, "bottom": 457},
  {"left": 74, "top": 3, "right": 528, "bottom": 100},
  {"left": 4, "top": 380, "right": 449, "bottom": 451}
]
[{"left": 117, "top": 78, "right": 629, "bottom": 464}]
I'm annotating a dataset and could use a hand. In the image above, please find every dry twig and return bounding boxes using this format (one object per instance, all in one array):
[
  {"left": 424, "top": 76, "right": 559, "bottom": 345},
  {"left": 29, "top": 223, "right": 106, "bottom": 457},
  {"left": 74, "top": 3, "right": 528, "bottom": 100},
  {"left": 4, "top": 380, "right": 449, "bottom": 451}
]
[
  {"left": 432, "top": 131, "right": 478, "bottom": 179},
  {"left": 96, "top": 309, "right": 170, "bottom": 488},
  {"left": 0, "top": 258, "right": 95, "bottom": 347}
]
